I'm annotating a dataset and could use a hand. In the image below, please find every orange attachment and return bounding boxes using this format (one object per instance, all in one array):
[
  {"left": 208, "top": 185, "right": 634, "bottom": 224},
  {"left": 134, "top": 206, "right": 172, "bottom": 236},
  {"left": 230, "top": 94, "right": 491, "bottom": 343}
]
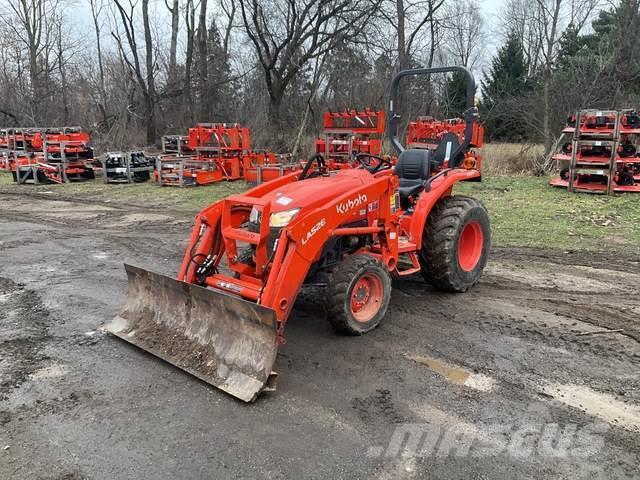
[{"left": 314, "top": 108, "right": 386, "bottom": 167}]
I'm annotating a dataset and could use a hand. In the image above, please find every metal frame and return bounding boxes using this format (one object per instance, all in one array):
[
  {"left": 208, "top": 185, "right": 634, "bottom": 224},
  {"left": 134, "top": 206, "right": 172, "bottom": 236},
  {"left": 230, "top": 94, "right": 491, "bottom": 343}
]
[
  {"left": 101, "top": 151, "right": 154, "bottom": 184},
  {"left": 388, "top": 66, "right": 478, "bottom": 165},
  {"left": 1, "top": 126, "right": 95, "bottom": 184},
  {"left": 567, "top": 110, "right": 622, "bottom": 195}
]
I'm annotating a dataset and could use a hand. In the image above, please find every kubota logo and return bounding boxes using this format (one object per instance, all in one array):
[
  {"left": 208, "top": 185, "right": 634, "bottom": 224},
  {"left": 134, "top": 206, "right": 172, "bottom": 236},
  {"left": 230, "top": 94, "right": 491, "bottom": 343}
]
[{"left": 336, "top": 193, "right": 368, "bottom": 215}]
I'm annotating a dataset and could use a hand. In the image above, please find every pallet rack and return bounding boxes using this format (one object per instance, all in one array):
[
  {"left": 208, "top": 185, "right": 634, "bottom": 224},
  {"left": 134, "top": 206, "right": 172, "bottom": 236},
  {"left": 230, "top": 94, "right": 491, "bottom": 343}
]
[
  {"left": 550, "top": 109, "right": 640, "bottom": 194},
  {"left": 0, "top": 126, "right": 95, "bottom": 184},
  {"left": 314, "top": 109, "right": 386, "bottom": 169}
]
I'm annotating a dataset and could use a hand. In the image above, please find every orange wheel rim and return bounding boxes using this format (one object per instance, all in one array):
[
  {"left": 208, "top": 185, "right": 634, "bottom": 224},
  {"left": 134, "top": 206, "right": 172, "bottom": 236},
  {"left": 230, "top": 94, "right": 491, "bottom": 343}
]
[
  {"left": 350, "top": 273, "right": 383, "bottom": 323},
  {"left": 457, "top": 220, "right": 484, "bottom": 272}
]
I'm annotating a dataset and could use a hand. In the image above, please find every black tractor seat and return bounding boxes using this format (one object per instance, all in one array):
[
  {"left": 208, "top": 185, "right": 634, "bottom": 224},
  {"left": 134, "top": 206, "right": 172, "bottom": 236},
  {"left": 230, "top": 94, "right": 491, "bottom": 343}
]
[
  {"left": 395, "top": 134, "right": 463, "bottom": 203},
  {"left": 431, "top": 132, "right": 461, "bottom": 166},
  {"left": 394, "top": 149, "right": 432, "bottom": 201}
]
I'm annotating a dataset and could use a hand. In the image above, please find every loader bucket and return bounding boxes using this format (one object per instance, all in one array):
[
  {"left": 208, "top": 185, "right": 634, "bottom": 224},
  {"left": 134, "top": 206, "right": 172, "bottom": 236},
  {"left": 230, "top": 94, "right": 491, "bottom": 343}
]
[{"left": 104, "top": 264, "right": 278, "bottom": 402}]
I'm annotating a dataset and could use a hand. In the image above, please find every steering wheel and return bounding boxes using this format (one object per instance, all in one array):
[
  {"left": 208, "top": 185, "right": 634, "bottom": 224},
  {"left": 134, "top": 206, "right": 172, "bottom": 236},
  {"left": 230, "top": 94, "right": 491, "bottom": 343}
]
[
  {"left": 355, "top": 153, "right": 392, "bottom": 173},
  {"left": 299, "top": 154, "right": 327, "bottom": 180}
]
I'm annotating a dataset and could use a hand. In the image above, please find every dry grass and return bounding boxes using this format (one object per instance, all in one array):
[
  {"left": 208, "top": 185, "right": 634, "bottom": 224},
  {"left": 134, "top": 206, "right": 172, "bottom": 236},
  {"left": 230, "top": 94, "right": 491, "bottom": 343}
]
[{"left": 481, "top": 142, "right": 546, "bottom": 175}]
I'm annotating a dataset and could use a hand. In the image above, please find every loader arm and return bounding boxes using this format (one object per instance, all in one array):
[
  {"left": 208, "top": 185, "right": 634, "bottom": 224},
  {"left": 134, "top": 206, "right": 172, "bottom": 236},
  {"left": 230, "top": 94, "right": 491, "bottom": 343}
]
[{"left": 177, "top": 169, "right": 303, "bottom": 283}]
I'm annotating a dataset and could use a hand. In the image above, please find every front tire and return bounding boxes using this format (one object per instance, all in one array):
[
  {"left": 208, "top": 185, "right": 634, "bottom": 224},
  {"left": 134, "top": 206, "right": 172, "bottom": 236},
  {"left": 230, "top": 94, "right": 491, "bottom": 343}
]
[
  {"left": 420, "top": 195, "right": 490, "bottom": 292},
  {"left": 324, "top": 255, "right": 391, "bottom": 335}
]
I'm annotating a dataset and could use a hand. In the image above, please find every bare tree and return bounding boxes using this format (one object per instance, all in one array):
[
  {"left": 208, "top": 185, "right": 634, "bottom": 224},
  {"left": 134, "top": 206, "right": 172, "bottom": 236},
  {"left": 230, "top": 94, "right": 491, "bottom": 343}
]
[
  {"left": 184, "top": 0, "right": 197, "bottom": 122},
  {"left": 534, "top": 0, "right": 598, "bottom": 153},
  {"left": 501, "top": 0, "right": 544, "bottom": 74},
  {"left": 443, "top": 0, "right": 486, "bottom": 68},
  {"left": 536, "top": 0, "right": 563, "bottom": 154},
  {"left": 501, "top": 0, "right": 598, "bottom": 152},
  {"left": 220, "top": 0, "right": 237, "bottom": 57},
  {"left": 166, "top": 0, "right": 180, "bottom": 86},
  {"left": 54, "top": 17, "right": 69, "bottom": 124},
  {"left": 3, "top": 0, "right": 63, "bottom": 122},
  {"left": 88, "top": 0, "right": 109, "bottom": 126},
  {"left": 390, "top": 0, "right": 445, "bottom": 70},
  {"left": 112, "top": 0, "right": 158, "bottom": 144},
  {"left": 197, "top": 0, "right": 209, "bottom": 119},
  {"left": 239, "top": 0, "right": 380, "bottom": 133}
]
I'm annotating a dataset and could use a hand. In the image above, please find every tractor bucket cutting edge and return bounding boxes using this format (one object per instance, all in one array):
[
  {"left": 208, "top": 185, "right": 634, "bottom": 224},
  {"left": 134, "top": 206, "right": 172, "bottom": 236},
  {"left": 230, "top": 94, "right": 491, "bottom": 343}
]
[{"left": 103, "top": 264, "right": 279, "bottom": 402}]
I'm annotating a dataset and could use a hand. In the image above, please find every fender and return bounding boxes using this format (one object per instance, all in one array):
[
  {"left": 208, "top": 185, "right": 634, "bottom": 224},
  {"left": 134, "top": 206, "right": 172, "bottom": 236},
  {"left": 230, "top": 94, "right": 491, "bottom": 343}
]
[{"left": 409, "top": 169, "right": 481, "bottom": 246}]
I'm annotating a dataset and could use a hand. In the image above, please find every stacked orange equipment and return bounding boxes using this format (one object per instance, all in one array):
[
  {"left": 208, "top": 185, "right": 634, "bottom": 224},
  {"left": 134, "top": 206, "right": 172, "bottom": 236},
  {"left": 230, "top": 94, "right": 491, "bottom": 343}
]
[
  {"left": 188, "top": 123, "right": 250, "bottom": 182},
  {"left": 29, "top": 127, "right": 94, "bottom": 159},
  {"left": 314, "top": 108, "right": 386, "bottom": 169},
  {"left": 0, "top": 126, "right": 95, "bottom": 183},
  {"left": 159, "top": 123, "right": 255, "bottom": 186},
  {"left": 406, "top": 116, "right": 484, "bottom": 171},
  {"left": 550, "top": 109, "right": 640, "bottom": 193}
]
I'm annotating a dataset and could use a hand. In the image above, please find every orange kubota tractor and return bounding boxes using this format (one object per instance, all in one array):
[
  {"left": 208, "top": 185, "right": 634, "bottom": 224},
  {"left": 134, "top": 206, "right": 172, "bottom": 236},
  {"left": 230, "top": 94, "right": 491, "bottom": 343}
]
[{"left": 105, "top": 66, "right": 490, "bottom": 402}]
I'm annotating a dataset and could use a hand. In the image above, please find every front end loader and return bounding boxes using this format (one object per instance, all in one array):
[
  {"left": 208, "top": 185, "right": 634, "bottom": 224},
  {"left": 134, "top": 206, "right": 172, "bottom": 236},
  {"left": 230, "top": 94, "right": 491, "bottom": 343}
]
[{"left": 105, "top": 66, "right": 490, "bottom": 402}]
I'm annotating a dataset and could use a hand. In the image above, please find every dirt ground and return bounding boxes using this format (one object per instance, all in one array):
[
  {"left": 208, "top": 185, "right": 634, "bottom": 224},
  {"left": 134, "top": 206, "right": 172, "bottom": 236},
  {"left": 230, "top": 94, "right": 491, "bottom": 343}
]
[{"left": 1, "top": 189, "right": 639, "bottom": 479}]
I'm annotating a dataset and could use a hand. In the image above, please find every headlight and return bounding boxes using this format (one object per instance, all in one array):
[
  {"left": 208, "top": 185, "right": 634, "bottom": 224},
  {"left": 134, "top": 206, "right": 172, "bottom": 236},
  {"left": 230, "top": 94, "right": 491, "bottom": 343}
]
[
  {"left": 269, "top": 208, "right": 300, "bottom": 227},
  {"left": 249, "top": 206, "right": 261, "bottom": 224}
]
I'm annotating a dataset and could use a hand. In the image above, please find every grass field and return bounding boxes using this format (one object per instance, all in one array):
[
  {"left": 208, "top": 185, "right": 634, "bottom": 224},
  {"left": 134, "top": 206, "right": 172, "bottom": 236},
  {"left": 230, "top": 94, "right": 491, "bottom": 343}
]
[
  {"left": 456, "top": 176, "right": 640, "bottom": 254},
  {"left": 1, "top": 170, "right": 639, "bottom": 254},
  {"left": 0, "top": 171, "right": 247, "bottom": 212}
]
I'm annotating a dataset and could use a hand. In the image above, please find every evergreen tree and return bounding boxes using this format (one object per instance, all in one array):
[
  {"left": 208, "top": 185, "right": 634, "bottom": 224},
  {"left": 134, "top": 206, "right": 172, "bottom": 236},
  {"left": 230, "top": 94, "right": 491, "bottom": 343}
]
[
  {"left": 203, "top": 19, "right": 235, "bottom": 121},
  {"left": 555, "top": 24, "right": 583, "bottom": 70},
  {"left": 555, "top": 0, "right": 640, "bottom": 106},
  {"left": 480, "top": 32, "right": 530, "bottom": 140},
  {"left": 444, "top": 71, "right": 469, "bottom": 118},
  {"left": 481, "top": 32, "right": 528, "bottom": 105}
]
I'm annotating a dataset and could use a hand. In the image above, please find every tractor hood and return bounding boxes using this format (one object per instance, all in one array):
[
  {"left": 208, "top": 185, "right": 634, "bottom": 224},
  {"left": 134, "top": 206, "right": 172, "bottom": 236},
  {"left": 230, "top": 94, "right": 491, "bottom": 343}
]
[{"left": 266, "top": 169, "right": 372, "bottom": 213}]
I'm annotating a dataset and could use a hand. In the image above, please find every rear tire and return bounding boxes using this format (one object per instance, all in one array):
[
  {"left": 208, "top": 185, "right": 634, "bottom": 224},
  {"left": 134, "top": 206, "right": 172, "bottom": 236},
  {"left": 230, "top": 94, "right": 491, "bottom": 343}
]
[
  {"left": 419, "top": 195, "right": 490, "bottom": 292},
  {"left": 324, "top": 255, "right": 391, "bottom": 335}
]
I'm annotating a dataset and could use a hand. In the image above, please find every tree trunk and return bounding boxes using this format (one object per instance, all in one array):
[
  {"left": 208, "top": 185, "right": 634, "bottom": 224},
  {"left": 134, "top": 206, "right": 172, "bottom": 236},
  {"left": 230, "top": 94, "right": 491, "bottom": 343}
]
[
  {"left": 197, "top": 0, "right": 209, "bottom": 120},
  {"left": 57, "top": 28, "right": 70, "bottom": 125},
  {"left": 396, "top": 0, "right": 410, "bottom": 120},
  {"left": 292, "top": 56, "right": 326, "bottom": 157},
  {"left": 168, "top": 0, "right": 179, "bottom": 85},
  {"left": 28, "top": 45, "right": 40, "bottom": 120},
  {"left": 142, "top": 0, "right": 157, "bottom": 144},
  {"left": 268, "top": 92, "right": 286, "bottom": 150},
  {"left": 543, "top": 70, "right": 552, "bottom": 154},
  {"left": 90, "top": 0, "right": 109, "bottom": 128},
  {"left": 542, "top": 0, "right": 562, "bottom": 156},
  {"left": 396, "top": 0, "right": 407, "bottom": 70},
  {"left": 184, "top": 0, "right": 196, "bottom": 124}
]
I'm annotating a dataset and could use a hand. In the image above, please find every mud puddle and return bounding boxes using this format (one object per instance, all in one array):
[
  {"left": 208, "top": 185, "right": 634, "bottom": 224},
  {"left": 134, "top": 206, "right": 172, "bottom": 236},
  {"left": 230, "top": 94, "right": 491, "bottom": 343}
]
[{"left": 406, "top": 354, "right": 496, "bottom": 392}]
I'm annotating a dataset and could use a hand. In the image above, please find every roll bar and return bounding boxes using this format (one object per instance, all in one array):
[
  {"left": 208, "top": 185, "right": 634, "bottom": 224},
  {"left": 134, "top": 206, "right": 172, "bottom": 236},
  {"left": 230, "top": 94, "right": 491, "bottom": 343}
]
[{"left": 388, "top": 66, "right": 478, "bottom": 165}]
